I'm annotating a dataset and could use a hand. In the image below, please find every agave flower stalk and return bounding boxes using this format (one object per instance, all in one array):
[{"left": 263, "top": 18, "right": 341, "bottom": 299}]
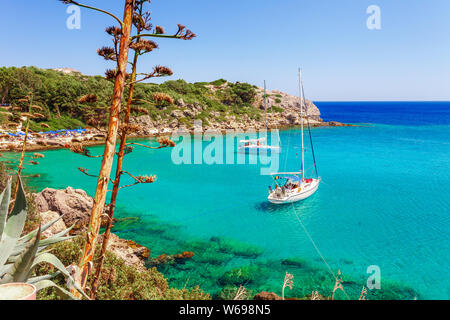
[
  {"left": 60, "top": 0, "right": 135, "bottom": 298},
  {"left": 90, "top": 0, "right": 194, "bottom": 298},
  {"left": 12, "top": 94, "right": 35, "bottom": 209}
]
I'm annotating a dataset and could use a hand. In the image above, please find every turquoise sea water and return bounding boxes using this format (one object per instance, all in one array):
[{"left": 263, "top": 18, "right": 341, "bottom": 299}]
[{"left": 14, "top": 102, "right": 450, "bottom": 299}]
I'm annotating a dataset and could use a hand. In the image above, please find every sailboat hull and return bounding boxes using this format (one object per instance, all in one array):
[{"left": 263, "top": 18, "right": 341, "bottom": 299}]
[{"left": 268, "top": 178, "right": 320, "bottom": 204}]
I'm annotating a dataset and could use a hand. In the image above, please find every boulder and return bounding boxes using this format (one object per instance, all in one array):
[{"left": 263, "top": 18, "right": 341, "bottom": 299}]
[
  {"left": 34, "top": 187, "right": 93, "bottom": 232},
  {"left": 148, "top": 251, "right": 195, "bottom": 267},
  {"left": 175, "top": 98, "right": 186, "bottom": 107},
  {"left": 39, "top": 210, "right": 67, "bottom": 238},
  {"left": 129, "top": 115, "right": 156, "bottom": 135},
  {"left": 98, "top": 233, "right": 150, "bottom": 272},
  {"left": 253, "top": 291, "right": 282, "bottom": 300},
  {"left": 171, "top": 109, "right": 184, "bottom": 118}
]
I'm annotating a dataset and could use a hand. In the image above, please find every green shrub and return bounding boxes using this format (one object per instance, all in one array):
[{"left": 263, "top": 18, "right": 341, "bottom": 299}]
[
  {"left": 270, "top": 106, "right": 283, "bottom": 113},
  {"left": 36, "top": 235, "right": 211, "bottom": 300},
  {"left": 210, "top": 79, "right": 227, "bottom": 86}
]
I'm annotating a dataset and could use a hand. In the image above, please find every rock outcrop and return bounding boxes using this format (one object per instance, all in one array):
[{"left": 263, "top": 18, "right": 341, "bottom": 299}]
[
  {"left": 34, "top": 187, "right": 150, "bottom": 272},
  {"left": 127, "top": 83, "right": 331, "bottom": 136},
  {"left": 39, "top": 210, "right": 67, "bottom": 238},
  {"left": 253, "top": 291, "right": 283, "bottom": 300},
  {"left": 34, "top": 187, "right": 94, "bottom": 232},
  {"left": 97, "top": 233, "right": 150, "bottom": 272},
  {"left": 34, "top": 187, "right": 113, "bottom": 233},
  {"left": 148, "top": 251, "right": 195, "bottom": 267}
]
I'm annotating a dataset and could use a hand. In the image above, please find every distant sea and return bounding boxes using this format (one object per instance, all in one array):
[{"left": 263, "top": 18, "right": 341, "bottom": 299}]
[{"left": 22, "top": 101, "right": 450, "bottom": 300}]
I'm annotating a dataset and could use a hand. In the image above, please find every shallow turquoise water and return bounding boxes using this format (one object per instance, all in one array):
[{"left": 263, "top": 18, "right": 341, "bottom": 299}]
[{"left": 14, "top": 117, "right": 450, "bottom": 299}]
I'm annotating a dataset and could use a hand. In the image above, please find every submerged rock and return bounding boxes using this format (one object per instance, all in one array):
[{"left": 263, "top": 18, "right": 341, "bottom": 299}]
[
  {"left": 253, "top": 291, "right": 282, "bottom": 300},
  {"left": 148, "top": 251, "right": 195, "bottom": 267}
]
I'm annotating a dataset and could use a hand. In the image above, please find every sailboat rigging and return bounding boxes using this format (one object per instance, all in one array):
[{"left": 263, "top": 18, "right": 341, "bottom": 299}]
[
  {"left": 267, "top": 69, "right": 321, "bottom": 204},
  {"left": 238, "top": 81, "right": 281, "bottom": 154}
]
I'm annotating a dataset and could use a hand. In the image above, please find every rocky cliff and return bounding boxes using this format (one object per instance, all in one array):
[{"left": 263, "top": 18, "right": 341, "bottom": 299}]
[{"left": 129, "top": 82, "right": 331, "bottom": 136}]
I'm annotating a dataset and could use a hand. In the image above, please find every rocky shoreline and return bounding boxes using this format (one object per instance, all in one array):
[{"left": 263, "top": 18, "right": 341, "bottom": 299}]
[
  {"left": 0, "top": 85, "right": 355, "bottom": 152},
  {"left": 0, "top": 121, "right": 354, "bottom": 153},
  {"left": 33, "top": 186, "right": 194, "bottom": 273}
]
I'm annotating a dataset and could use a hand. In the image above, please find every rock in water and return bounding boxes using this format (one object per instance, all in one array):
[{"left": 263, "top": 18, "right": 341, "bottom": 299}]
[{"left": 253, "top": 291, "right": 283, "bottom": 300}]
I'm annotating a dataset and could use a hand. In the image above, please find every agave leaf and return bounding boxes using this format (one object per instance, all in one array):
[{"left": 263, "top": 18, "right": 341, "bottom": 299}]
[
  {"left": 0, "top": 177, "right": 27, "bottom": 267},
  {"left": 28, "top": 252, "right": 90, "bottom": 300},
  {"left": 35, "top": 235, "right": 75, "bottom": 248},
  {"left": 0, "top": 225, "right": 40, "bottom": 284},
  {"left": 0, "top": 177, "right": 11, "bottom": 236},
  {"left": 34, "top": 279, "right": 79, "bottom": 300},
  {"left": 0, "top": 263, "right": 12, "bottom": 278},
  {"left": 43, "top": 222, "right": 76, "bottom": 240},
  {"left": 10, "top": 235, "right": 75, "bottom": 257},
  {"left": 27, "top": 272, "right": 60, "bottom": 284},
  {"left": 30, "top": 252, "right": 89, "bottom": 299},
  {"left": 29, "top": 252, "right": 71, "bottom": 278},
  {"left": 18, "top": 213, "right": 67, "bottom": 244}
]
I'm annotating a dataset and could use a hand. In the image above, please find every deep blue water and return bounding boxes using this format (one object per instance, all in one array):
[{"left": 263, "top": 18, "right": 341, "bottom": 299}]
[
  {"left": 315, "top": 101, "right": 450, "bottom": 126},
  {"left": 19, "top": 101, "right": 450, "bottom": 300}
]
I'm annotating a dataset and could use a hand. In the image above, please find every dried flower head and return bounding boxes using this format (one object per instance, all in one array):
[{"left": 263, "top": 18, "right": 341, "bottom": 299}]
[
  {"left": 153, "top": 92, "right": 174, "bottom": 105},
  {"left": 41, "top": 123, "right": 50, "bottom": 128},
  {"left": 175, "top": 24, "right": 186, "bottom": 36},
  {"left": 153, "top": 65, "right": 173, "bottom": 77},
  {"left": 155, "top": 25, "right": 165, "bottom": 34},
  {"left": 70, "top": 143, "right": 93, "bottom": 157},
  {"left": 97, "top": 47, "right": 117, "bottom": 61},
  {"left": 157, "top": 137, "right": 176, "bottom": 147},
  {"left": 133, "top": 10, "right": 152, "bottom": 31},
  {"left": 179, "top": 29, "right": 196, "bottom": 40},
  {"left": 136, "top": 175, "right": 157, "bottom": 184},
  {"left": 33, "top": 153, "right": 45, "bottom": 159},
  {"left": 105, "top": 26, "right": 122, "bottom": 38},
  {"left": 105, "top": 69, "right": 117, "bottom": 80},
  {"left": 130, "top": 39, "right": 158, "bottom": 53}
]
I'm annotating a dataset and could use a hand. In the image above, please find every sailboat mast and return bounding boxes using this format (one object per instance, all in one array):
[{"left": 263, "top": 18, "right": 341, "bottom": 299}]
[
  {"left": 264, "top": 80, "right": 267, "bottom": 131},
  {"left": 298, "top": 69, "right": 305, "bottom": 181}
]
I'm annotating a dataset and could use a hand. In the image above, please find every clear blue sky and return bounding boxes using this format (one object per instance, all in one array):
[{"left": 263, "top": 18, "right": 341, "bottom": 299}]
[{"left": 1, "top": 0, "right": 449, "bottom": 101}]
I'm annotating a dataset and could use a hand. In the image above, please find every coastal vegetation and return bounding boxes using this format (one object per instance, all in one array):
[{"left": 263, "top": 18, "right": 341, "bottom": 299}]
[
  {"left": 0, "top": 0, "right": 417, "bottom": 302},
  {"left": 0, "top": 66, "right": 265, "bottom": 131}
]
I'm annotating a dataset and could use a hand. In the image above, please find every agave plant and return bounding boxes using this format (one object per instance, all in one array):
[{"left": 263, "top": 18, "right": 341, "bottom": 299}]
[{"left": 0, "top": 176, "right": 88, "bottom": 299}]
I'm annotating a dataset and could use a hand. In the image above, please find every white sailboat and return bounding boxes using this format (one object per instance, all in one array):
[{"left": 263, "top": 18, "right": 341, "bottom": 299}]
[
  {"left": 267, "top": 69, "right": 320, "bottom": 204},
  {"left": 238, "top": 81, "right": 281, "bottom": 154}
]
